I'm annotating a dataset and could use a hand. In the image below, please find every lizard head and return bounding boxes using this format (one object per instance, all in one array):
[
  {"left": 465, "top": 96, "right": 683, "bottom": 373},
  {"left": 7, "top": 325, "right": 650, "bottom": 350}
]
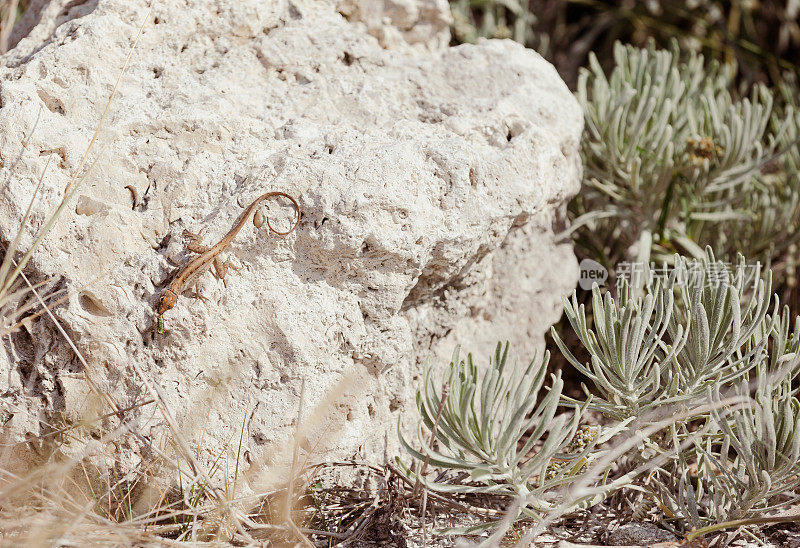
[{"left": 157, "top": 289, "right": 178, "bottom": 315}]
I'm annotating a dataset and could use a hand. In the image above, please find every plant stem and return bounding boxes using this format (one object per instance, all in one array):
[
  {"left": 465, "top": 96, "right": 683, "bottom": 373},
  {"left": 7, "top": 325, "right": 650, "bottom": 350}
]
[{"left": 685, "top": 514, "right": 800, "bottom": 541}]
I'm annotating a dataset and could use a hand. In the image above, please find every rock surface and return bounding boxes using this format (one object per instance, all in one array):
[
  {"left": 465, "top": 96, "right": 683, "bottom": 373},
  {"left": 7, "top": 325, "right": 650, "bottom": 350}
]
[
  {"left": 607, "top": 523, "right": 678, "bottom": 546},
  {"left": 0, "top": 0, "right": 581, "bottom": 484}
]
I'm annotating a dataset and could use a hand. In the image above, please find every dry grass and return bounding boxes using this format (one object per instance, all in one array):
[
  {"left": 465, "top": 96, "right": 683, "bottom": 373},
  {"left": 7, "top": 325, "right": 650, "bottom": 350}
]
[
  {"left": 0, "top": 0, "right": 27, "bottom": 54},
  {"left": 0, "top": 372, "right": 428, "bottom": 546}
]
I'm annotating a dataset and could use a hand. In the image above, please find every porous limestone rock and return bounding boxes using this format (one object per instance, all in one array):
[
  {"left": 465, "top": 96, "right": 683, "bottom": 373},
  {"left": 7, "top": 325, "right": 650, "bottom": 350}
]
[
  {"left": 336, "top": 0, "right": 452, "bottom": 50},
  {"left": 0, "top": 0, "right": 581, "bottom": 486}
]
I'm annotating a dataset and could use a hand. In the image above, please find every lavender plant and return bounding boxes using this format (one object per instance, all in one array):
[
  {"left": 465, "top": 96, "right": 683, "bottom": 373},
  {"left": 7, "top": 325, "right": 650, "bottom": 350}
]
[
  {"left": 553, "top": 250, "right": 774, "bottom": 421},
  {"left": 553, "top": 249, "right": 800, "bottom": 533},
  {"left": 396, "top": 343, "right": 616, "bottom": 530},
  {"left": 653, "top": 371, "right": 800, "bottom": 530},
  {"left": 573, "top": 42, "right": 791, "bottom": 269},
  {"left": 401, "top": 251, "right": 800, "bottom": 540},
  {"left": 568, "top": 40, "right": 800, "bottom": 318}
]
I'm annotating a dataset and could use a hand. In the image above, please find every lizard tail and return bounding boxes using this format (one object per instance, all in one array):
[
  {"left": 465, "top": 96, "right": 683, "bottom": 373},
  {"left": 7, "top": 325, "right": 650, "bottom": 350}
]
[{"left": 263, "top": 192, "right": 301, "bottom": 236}]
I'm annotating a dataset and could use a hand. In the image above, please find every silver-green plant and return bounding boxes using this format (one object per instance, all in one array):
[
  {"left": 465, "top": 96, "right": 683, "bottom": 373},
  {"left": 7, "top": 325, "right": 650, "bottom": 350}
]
[
  {"left": 766, "top": 304, "right": 800, "bottom": 380},
  {"left": 660, "top": 314, "right": 800, "bottom": 529},
  {"left": 553, "top": 273, "right": 683, "bottom": 421},
  {"left": 700, "top": 76, "right": 800, "bottom": 299},
  {"left": 652, "top": 374, "right": 800, "bottom": 530},
  {"left": 400, "top": 251, "right": 800, "bottom": 540},
  {"left": 553, "top": 249, "right": 775, "bottom": 422},
  {"left": 556, "top": 248, "right": 800, "bottom": 533},
  {"left": 712, "top": 380, "right": 800, "bottom": 516},
  {"left": 666, "top": 252, "right": 774, "bottom": 392},
  {"left": 397, "top": 343, "right": 607, "bottom": 529},
  {"left": 572, "top": 41, "right": 795, "bottom": 273}
]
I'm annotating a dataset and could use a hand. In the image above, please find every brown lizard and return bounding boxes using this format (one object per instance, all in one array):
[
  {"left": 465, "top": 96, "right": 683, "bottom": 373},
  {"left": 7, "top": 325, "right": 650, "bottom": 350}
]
[{"left": 156, "top": 191, "right": 300, "bottom": 333}]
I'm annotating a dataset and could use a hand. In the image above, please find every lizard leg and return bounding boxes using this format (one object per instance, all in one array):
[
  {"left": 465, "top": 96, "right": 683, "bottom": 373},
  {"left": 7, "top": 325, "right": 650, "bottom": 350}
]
[
  {"left": 213, "top": 256, "right": 241, "bottom": 288},
  {"left": 184, "top": 228, "right": 211, "bottom": 254},
  {"left": 194, "top": 282, "right": 211, "bottom": 304}
]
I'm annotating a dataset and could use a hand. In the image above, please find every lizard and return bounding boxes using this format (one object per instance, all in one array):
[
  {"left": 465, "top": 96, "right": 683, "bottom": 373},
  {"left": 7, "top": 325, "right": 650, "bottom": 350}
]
[{"left": 156, "top": 191, "right": 300, "bottom": 333}]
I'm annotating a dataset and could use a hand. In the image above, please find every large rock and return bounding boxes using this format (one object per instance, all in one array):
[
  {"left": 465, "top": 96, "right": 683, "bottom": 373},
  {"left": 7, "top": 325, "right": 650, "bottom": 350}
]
[{"left": 0, "top": 0, "right": 581, "bottom": 484}]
